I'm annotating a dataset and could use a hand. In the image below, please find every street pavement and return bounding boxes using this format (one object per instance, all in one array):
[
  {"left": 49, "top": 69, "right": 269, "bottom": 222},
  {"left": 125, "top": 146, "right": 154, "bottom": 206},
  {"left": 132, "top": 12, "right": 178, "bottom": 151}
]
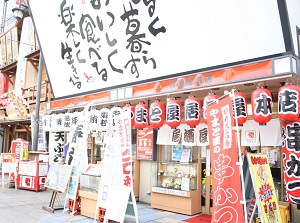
[{"left": 0, "top": 180, "right": 199, "bottom": 223}]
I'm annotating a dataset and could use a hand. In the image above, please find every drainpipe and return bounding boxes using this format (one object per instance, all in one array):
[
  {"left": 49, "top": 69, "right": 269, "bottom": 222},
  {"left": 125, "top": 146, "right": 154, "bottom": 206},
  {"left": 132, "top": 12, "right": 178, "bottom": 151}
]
[{"left": 32, "top": 52, "right": 43, "bottom": 151}]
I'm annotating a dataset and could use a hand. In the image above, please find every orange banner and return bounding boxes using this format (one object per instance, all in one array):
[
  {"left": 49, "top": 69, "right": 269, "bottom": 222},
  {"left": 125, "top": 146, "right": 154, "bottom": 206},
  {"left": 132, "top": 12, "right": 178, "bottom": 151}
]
[{"left": 207, "top": 96, "right": 245, "bottom": 223}]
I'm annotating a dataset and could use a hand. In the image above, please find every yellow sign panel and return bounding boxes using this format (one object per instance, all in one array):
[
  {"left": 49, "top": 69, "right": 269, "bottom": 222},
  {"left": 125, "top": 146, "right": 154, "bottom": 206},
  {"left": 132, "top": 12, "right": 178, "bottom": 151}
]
[{"left": 247, "top": 153, "right": 282, "bottom": 223}]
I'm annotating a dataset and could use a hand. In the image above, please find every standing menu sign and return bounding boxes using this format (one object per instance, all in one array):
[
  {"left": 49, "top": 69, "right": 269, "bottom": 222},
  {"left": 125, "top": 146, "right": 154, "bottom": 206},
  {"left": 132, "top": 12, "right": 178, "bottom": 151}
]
[
  {"left": 45, "top": 163, "right": 73, "bottom": 192},
  {"left": 247, "top": 154, "right": 282, "bottom": 223},
  {"left": 206, "top": 96, "right": 245, "bottom": 223},
  {"left": 1, "top": 153, "right": 16, "bottom": 191}
]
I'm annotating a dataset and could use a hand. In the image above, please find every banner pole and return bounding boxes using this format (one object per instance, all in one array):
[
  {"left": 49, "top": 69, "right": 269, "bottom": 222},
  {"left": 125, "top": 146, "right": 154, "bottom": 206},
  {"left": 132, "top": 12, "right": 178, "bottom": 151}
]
[{"left": 230, "top": 89, "right": 248, "bottom": 223}]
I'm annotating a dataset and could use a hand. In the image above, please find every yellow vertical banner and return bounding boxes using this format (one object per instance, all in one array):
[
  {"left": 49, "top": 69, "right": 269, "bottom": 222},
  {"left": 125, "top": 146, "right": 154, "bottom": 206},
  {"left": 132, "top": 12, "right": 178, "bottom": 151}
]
[
  {"left": 1, "top": 35, "right": 7, "bottom": 66},
  {"left": 6, "top": 31, "right": 12, "bottom": 64},
  {"left": 247, "top": 153, "right": 282, "bottom": 223},
  {"left": 11, "top": 27, "right": 19, "bottom": 61}
]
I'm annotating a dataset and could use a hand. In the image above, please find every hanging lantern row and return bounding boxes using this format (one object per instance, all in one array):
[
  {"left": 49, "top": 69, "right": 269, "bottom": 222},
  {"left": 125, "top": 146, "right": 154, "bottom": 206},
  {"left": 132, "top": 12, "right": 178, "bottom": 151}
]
[{"left": 43, "top": 81, "right": 300, "bottom": 132}]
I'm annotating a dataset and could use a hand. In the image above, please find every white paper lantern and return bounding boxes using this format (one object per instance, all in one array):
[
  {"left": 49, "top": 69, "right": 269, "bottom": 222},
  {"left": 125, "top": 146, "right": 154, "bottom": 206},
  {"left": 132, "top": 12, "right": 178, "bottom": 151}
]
[
  {"left": 110, "top": 106, "right": 122, "bottom": 130},
  {"left": 56, "top": 113, "right": 64, "bottom": 132},
  {"left": 71, "top": 111, "right": 81, "bottom": 130},
  {"left": 50, "top": 114, "right": 57, "bottom": 132},
  {"left": 63, "top": 113, "right": 72, "bottom": 132},
  {"left": 99, "top": 108, "right": 110, "bottom": 132},
  {"left": 43, "top": 114, "right": 51, "bottom": 131},
  {"left": 88, "top": 109, "right": 100, "bottom": 131}
]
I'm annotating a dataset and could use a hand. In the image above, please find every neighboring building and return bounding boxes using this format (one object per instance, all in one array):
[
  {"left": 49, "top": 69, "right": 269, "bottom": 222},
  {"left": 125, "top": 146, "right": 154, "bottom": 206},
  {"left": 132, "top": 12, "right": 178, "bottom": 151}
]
[{"left": 0, "top": 0, "right": 52, "bottom": 153}]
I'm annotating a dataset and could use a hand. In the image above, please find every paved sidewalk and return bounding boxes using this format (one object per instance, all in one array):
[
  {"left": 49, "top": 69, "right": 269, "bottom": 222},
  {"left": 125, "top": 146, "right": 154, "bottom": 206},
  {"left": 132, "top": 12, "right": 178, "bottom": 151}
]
[{"left": 0, "top": 185, "right": 201, "bottom": 223}]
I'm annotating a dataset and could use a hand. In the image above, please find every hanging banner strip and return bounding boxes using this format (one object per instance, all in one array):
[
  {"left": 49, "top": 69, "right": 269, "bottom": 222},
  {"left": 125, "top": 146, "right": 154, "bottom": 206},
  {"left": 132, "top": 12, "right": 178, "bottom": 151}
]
[
  {"left": 283, "top": 120, "right": 300, "bottom": 204},
  {"left": 206, "top": 96, "right": 245, "bottom": 223}
]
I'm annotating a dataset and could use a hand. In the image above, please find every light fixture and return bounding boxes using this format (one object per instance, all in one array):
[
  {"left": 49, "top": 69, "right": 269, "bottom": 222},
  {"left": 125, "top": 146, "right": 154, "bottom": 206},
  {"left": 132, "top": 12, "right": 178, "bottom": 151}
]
[{"left": 12, "top": 1, "right": 28, "bottom": 20}]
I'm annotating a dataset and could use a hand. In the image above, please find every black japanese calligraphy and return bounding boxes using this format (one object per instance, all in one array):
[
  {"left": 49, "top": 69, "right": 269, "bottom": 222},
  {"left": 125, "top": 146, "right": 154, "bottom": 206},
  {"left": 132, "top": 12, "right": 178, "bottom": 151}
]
[{"left": 278, "top": 89, "right": 299, "bottom": 114}]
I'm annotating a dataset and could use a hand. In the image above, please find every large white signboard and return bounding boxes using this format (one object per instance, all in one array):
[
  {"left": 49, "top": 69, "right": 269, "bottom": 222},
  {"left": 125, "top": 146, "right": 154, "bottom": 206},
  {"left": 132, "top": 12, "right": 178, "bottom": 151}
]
[{"left": 29, "top": 0, "right": 286, "bottom": 99}]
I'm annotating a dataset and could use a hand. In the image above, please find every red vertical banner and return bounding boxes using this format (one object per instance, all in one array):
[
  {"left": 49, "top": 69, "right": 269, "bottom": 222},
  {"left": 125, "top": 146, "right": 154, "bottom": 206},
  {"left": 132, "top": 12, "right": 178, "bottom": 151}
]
[
  {"left": 282, "top": 119, "right": 300, "bottom": 203},
  {"left": 137, "top": 126, "right": 157, "bottom": 161},
  {"left": 206, "top": 96, "right": 245, "bottom": 223}
]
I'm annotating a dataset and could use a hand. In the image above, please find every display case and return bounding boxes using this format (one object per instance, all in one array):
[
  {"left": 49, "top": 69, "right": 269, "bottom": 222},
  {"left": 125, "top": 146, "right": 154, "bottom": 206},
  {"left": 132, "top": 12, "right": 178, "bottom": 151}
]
[
  {"left": 151, "top": 145, "right": 202, "bottom": 215},
  {"left": 79, "top": 164, "right": 102, "bottom": 218}
]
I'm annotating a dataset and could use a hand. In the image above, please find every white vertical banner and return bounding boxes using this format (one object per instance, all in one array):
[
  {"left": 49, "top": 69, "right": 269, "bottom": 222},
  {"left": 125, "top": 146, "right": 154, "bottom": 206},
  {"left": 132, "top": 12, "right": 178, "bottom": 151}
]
[
  {"left": 102, "top": 111, "right": 133, "bottom": 222},
  {"left": 96, "top": 140, "right": 119, "bottom": 209},
  {"left": 48, "top": 131, "right": 66, "bottom": 163},
  {"left": 37, "top": 114, "right": 46, "bottom": 151},
  {"left": 66, "top": 121, "right": 89, "bottom": 201}
]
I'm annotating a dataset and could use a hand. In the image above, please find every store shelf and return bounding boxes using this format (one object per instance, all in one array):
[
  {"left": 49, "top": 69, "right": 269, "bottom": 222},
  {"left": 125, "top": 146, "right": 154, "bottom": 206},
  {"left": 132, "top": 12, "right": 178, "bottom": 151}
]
[{"left": 151, "top": 145, "right": 202, "bottom": 215}]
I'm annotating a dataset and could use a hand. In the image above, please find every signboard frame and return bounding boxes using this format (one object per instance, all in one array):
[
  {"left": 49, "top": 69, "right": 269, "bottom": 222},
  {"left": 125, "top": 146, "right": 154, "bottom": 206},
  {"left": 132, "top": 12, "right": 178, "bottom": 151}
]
[{"left": 28, "top": 0, "right": 288, "bottom": 99}]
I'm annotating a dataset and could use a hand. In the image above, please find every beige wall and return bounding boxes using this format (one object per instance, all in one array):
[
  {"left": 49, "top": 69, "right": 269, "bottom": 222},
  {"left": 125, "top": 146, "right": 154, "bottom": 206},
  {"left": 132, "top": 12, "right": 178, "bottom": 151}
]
[{"left": 24, "top": 60, "right": 48, "bottom": 88}]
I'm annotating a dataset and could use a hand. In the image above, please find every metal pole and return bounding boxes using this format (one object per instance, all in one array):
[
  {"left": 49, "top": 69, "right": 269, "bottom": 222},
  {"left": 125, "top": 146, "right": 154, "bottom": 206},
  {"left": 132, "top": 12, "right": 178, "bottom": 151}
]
[
  {"left": 231, "top": 89, "right": 248, "bottom": 223},
  {"left": 32, "top": 52, "right": 43, "bottom": 151}
]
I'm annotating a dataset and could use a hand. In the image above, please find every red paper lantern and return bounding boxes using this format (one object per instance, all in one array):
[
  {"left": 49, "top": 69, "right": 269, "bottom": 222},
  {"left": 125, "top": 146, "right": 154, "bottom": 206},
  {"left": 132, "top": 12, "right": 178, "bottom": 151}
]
[
  {"left": 123, "top": 102, "right": 135, "bottom": 128},
  {"left": 184, "top": 94, "right": 201, "bottom": 128},
  {"left": 251, "top": 86, "right": 272, "bottom": 125},
  {"left": 203, "top": 91, "right": 219, "bottom": 124},
  {"left": 134, "top": 101, "right": 149, "bottom": 129},
  {"left": 278, "top": 82, "right": 300, "bottom": 122},
  {"left": 232, "top": 91, "right": 248, "bottom": 126},
  {"left": 166, "top": 97, "right": 181, "bottom": 129},
  {"left": 149, "top": 99, "right": 165, "bottom": 129}
]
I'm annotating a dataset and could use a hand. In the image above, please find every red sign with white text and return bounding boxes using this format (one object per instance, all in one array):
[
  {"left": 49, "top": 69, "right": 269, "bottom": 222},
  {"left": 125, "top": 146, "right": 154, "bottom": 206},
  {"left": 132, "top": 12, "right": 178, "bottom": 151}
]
[
  {"left": 206, "top": 96, "right": 245, "bottom": 223},
  {"left": 137, "top": 127, "right": 155, "bottom": 161}
]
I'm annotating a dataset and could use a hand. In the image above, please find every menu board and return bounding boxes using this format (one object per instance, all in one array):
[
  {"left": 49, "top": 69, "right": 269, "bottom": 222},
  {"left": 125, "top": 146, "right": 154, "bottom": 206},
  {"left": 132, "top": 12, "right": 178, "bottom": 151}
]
[
  {"left": 1, "top": 153, "right": 16, "bottom": 173},
  {"left": 45, "top": 163, "right": 72, "bottom": 192},
  {"left": 247, "top": 154, "right": 282, "bottom": 223}
]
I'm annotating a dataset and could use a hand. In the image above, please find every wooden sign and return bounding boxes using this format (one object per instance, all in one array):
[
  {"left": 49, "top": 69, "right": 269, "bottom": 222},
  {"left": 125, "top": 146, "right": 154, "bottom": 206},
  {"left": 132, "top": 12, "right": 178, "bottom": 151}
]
[
  {"left": 45, "top": 163, "right": 73, "bottom": 193},
  {"left": 1, "top": 153, "right": 16, "bottom": 191}
]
